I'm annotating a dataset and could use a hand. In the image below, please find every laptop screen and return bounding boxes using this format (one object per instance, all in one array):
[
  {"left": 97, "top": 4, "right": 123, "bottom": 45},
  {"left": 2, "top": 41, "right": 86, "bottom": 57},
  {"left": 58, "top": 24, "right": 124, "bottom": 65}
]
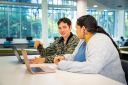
[
  {"left": 21, "top": 49, "right": 56, "bottom": 74},
  {"left": 12, "top": 46, "right": 22, "bottom": 61},
  {"left": 21, "top": 49, "right": 32, "bottom": 72}
]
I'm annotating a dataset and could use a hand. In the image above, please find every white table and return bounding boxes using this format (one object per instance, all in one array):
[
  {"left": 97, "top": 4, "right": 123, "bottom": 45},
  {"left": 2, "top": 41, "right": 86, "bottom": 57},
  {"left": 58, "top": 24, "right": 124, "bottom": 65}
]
[{"left": 0, "top": 56, "right": 124, "bottom": 85}]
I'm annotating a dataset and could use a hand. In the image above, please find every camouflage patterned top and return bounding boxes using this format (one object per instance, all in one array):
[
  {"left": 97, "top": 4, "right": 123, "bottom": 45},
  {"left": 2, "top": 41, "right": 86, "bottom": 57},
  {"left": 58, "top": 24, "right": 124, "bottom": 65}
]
[{"left": 37, "top": 32, "right": 79, "bottom": 63}]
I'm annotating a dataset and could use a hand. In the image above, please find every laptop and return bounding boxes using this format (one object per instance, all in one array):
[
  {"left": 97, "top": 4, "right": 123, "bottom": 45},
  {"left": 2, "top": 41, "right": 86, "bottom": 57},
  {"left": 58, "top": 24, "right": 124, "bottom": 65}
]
[
  {"left": 12, "top": 46, "right": 25, "bottom": 64},
  {"left": 21, "top": 49, "right": 56, "bottom": 74}
]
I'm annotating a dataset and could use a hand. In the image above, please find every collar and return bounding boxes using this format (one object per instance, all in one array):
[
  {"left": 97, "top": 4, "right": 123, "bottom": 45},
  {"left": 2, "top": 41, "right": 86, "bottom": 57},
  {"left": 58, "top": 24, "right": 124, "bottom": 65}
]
[{"left": 59, "top": 32, "right": 73, "bottom": 45}]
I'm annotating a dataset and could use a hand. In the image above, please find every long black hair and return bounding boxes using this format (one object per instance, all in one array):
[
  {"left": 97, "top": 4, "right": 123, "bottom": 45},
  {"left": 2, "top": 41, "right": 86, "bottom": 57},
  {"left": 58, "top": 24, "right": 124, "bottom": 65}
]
[{"left": 77, "top": 15, "right": 121, "bottom": 57}]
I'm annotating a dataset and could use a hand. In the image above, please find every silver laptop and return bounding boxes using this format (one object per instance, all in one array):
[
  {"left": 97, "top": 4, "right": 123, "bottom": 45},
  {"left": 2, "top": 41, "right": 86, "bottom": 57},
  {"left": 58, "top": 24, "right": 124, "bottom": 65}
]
[
  {"left": 12, "top": 46, "right": 25, "bottom": 64},
  {"left": 21, "top": 49, "right": 56, "bottom": 74}
]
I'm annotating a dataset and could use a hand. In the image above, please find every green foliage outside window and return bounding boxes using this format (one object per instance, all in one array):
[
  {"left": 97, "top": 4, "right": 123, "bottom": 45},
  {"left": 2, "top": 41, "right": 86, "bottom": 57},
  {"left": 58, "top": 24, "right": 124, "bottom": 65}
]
[
  {"left": 87, "top": 10, "right": 115, "bottom": 37},
  {"left": 0, "top": 6, "right": 42, "bottom": 39}
]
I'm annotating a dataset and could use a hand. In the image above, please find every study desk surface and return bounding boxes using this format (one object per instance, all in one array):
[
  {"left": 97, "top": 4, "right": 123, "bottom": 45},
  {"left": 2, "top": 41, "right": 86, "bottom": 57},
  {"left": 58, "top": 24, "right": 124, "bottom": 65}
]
[{"left": 0, "top": 56, "right": 124, "bottom": 85}]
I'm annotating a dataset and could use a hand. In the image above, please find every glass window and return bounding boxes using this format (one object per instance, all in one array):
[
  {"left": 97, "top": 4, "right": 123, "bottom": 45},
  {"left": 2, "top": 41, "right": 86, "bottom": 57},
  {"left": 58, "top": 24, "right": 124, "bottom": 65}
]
[
  {"left": 87, "top": 9, "right": 115, "bottom": 37},
  {"left": 0, "top": 7, "right": 8, "bottom": 38},
  {"left": 21, "top": 7, "right": 42, "bottom": 38},
  {"left": 0, "top": 1, "right": 42, "bottom": 39},
  {"left": 9, "top": 7, "right": 20, "bottom": 38},
  {"left": 21, "top": 9, "right": 31, "bottom": 38},
  {"left": 48, "top": 0, "right": 77, "bottom": 39},
  {"left": 31, "top": 9, "right": 42, "bottom": 38}
]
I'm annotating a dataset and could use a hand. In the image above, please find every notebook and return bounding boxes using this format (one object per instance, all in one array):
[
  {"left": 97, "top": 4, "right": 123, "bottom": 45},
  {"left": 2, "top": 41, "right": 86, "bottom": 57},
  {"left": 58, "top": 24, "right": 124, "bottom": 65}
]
[
  {"left": 21, "top": 49, "right": 56, "bottom": 74},
  {"left": 12, "top": 46, "right": 25, "bottom": 64}
]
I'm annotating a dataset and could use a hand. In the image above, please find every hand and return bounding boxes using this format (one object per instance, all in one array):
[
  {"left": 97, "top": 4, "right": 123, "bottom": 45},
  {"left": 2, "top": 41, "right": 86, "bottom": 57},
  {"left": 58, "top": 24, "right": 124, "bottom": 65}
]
[
  {"left": 34, "top": 40, "right": 41, "bottom": 49},
  {"left": 29, "top": 57, "right": 45, "bottom": 64},
  {"left": 54, "top": 56, "right": 65, "bottom": 64}
]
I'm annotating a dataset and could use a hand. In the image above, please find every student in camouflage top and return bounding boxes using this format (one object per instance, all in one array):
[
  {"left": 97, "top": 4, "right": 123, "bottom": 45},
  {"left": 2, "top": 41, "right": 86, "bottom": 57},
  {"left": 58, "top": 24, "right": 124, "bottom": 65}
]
[{"left": 33, "top": 17, "right": 79, "bottom": 63}]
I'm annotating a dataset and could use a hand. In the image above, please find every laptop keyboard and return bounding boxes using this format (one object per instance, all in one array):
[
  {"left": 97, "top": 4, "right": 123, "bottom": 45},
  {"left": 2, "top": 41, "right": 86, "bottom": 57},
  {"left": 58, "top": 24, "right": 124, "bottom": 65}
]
[{"left": 31, "top": 67, "right": 45, "bottom": 72}]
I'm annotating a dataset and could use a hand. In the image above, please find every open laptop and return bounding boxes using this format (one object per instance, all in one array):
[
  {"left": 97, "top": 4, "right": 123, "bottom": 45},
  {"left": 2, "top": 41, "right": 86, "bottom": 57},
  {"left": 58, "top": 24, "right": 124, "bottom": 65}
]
[
  {"left": 21, "top": 49, "right": 56, "bottom": 74},
  {"left": 12, "top": 46, "right": 25, "bottom": 64}
]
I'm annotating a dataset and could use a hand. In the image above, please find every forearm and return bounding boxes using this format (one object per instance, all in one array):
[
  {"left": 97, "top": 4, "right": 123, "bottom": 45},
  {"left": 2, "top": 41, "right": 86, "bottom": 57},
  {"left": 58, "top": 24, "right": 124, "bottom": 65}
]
[
  {"left": 64, "top": 54, "right": 74, "bottom": 61},
  {"left": 57, "top": 60, "right": 102, "bottom": 73}
]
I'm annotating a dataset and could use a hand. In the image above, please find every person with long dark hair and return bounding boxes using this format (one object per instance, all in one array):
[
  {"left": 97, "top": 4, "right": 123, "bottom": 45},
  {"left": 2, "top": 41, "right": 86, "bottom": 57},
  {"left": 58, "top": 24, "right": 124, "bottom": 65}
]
[{"left": 54, "top": 15, "right": 126, "bottom": 84}]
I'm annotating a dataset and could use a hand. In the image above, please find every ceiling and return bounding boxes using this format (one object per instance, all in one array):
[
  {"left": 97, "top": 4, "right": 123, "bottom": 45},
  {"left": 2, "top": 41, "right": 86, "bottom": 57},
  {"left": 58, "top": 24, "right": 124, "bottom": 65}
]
[
  {"left": 0, "top": 0, "right": 128, "bottom": 10},
  {"left": 87, "top": 0, "right": 128, "bottom": 10}
]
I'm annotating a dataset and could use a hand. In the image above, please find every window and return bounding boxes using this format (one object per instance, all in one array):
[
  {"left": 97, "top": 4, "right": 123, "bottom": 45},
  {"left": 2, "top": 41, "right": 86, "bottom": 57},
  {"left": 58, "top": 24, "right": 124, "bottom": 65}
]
[
  {"left": 0, "top": 7, "right": 8, "bottom": 38},
  {"left": 48, "top": 0, "right": 77, "bottom": 38},
  {"left": 0, "top": 0, "right": 42, "bottom": 39},
  {"left": 87, "top": 9, "right": 115, "bottom": 37}
]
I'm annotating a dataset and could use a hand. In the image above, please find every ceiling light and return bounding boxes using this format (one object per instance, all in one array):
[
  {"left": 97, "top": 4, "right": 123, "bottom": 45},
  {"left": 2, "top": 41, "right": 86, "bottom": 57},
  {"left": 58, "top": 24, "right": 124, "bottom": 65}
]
[
  {"left": 93, "top": 5, "right": 98, "bottom": 8},
  {"left": 108, "top": 12, "right": 113, "bottom": 16},
  {"left": 104, "top": 10, "right": 108, "bottom": 11}
]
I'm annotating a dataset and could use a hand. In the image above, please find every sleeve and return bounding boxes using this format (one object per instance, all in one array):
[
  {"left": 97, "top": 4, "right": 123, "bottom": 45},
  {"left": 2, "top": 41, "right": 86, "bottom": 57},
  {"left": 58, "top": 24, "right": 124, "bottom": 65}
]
[
  {"left": 57, "top": 36, "right": 114, "bottom": 73},
  {"left": 37, "top": 40, "right": 58, "bottom": 57},
  {"left": 65, "top": 36, "right": 79, "bottom": 54},
  {"left": 64, "top": 54, "right": 74, "bottom": 61}
]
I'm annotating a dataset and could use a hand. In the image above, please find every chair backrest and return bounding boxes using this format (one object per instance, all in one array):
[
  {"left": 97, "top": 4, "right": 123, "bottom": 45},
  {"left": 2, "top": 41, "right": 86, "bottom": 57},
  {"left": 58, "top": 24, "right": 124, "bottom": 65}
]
[
  {"left": 121, "top": 59, "right": 128, "bottom": 84},
  {"left": 26, "top": 37, "right": 33, "bottom": 41},
  {"left": 6, "top": 37, "right": 13, "bottom": 42}
]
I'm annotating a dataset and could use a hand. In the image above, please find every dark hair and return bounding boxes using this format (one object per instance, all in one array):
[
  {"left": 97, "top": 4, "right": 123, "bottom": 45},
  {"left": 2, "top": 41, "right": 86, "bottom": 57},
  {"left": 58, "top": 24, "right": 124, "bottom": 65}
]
[
  {"left": 57, "top": 17, "right": 71, "bottom": 27},
  {"left": 77, "top": 15, "right": 121, "bottom": 57}
]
